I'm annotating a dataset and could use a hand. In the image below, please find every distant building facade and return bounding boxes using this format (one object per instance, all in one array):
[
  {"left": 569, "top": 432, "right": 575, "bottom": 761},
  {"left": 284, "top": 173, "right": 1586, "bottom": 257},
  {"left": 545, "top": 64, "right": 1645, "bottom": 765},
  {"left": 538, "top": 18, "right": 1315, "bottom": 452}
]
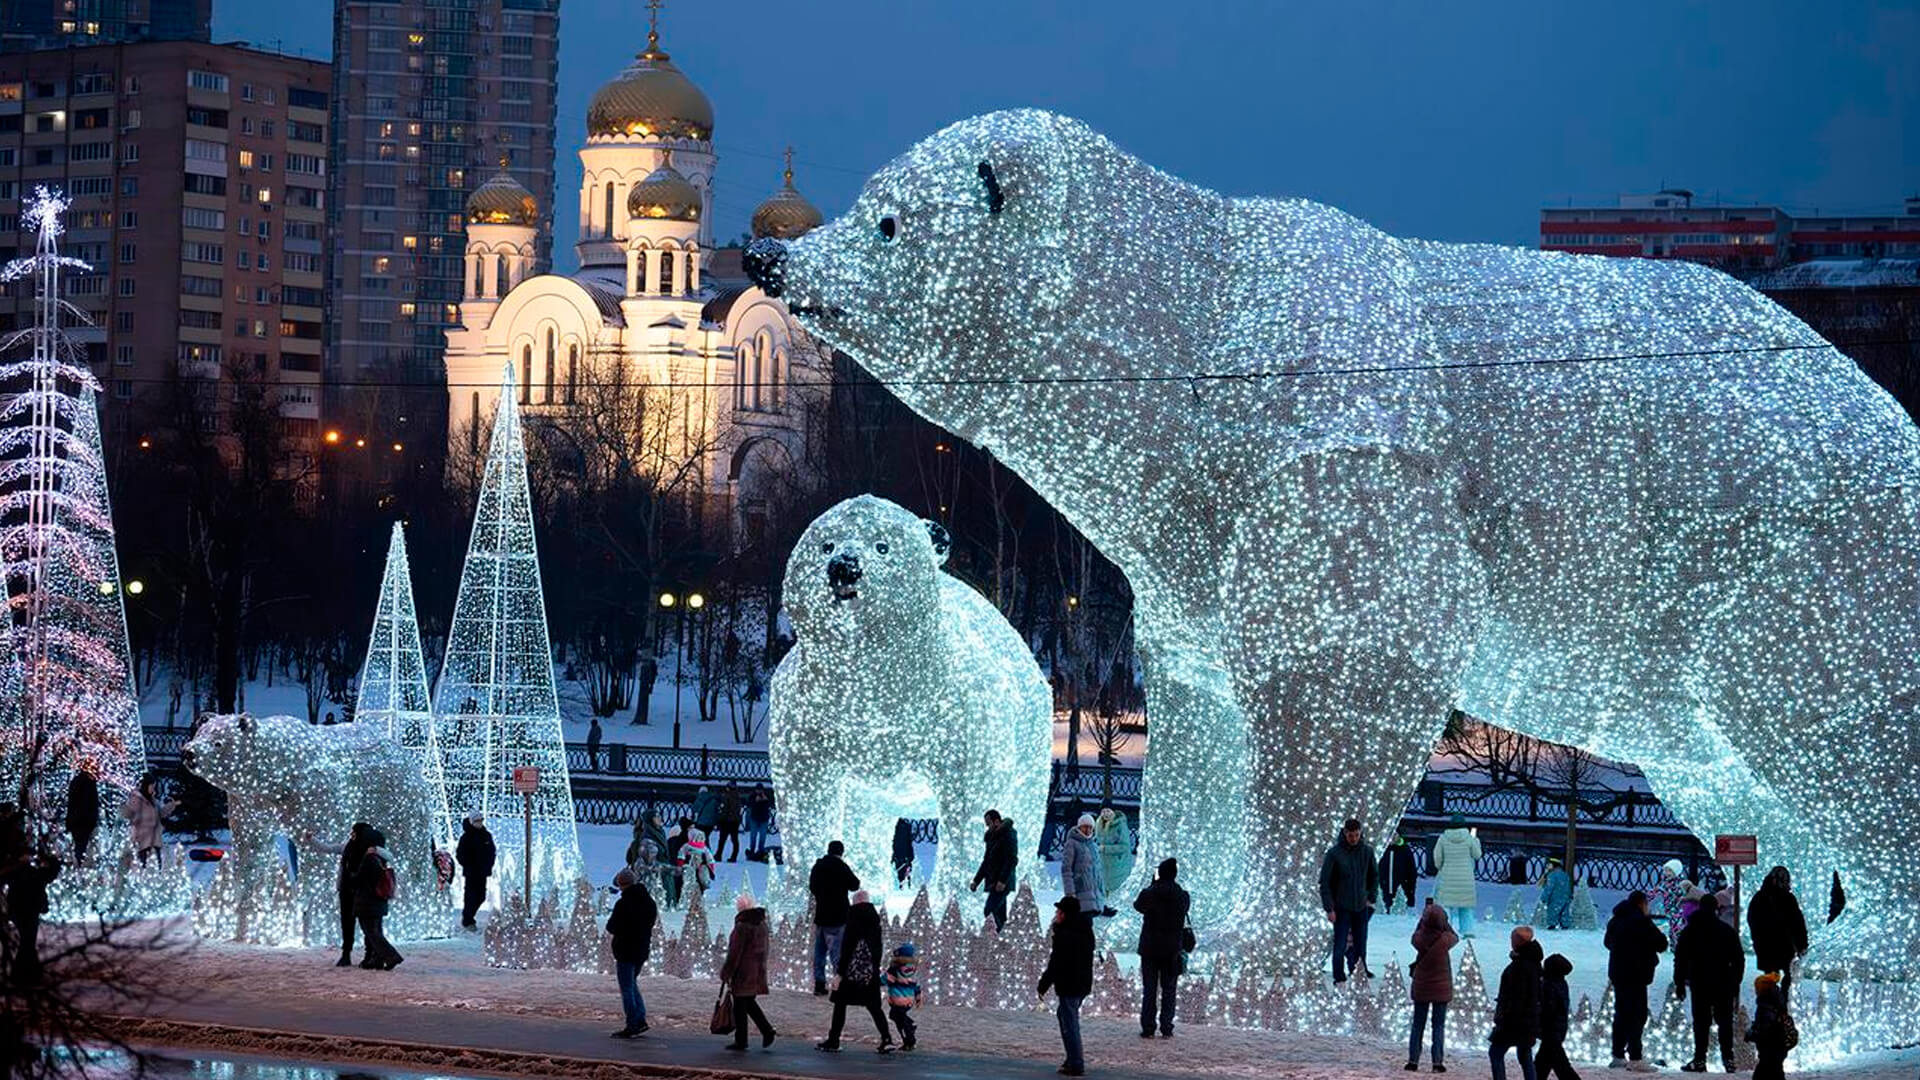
[
  {"left": 0, "top": 0, "right": 210, "bottom": 52},
  {"left": 326, "top": 0, "right": 559, "bottom": 489},
  {"left": 0, "top": 41, "right": 330, "bottom": 476}
]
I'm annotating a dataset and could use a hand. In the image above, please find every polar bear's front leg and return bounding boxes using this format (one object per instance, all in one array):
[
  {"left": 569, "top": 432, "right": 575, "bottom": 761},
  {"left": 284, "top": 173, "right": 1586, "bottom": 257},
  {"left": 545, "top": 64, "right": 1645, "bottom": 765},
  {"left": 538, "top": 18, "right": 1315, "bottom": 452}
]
[{"left": 1221, "top": 448, "right": 1487, "bottom": 973}]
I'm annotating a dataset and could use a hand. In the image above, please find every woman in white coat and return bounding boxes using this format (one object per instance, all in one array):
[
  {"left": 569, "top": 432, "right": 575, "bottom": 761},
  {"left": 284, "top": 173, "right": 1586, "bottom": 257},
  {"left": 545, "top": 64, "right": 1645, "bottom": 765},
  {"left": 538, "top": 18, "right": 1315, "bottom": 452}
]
[{"left": 1430, "top": 813, "right": 1482, "bottom": 936}]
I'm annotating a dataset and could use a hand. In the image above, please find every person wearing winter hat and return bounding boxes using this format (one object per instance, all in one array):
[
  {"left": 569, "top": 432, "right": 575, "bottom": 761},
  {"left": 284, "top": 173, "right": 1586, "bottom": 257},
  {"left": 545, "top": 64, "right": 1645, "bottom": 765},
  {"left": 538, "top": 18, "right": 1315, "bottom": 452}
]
[
  {"left": 1539, "top": 857, "right": 1573, "bottom": 931},
  {"left": 719, "top": 891, "right": 776, "bottom": 1050},
  {"left": 1535, "top": 953, "right": 1578, "bottom": 1080},
  {"left": 1745, "top": 972, "right": 1791, "bottom": 1080},
  {"left": 455, "top": 810, "right": 495, "bottom": 930},
  {"left": 1134, "top": 857, "right": 1190, "bottom": 1038},
  {"left": 1060, "top": 813, "right": 1107, "bottom": 916},
  {"left": 1320, "top": 817, "right": 1379, "bottom": 983},
  {"left": 1039, "top": 895, "right": 1096, "bottom": 1076},
  {"left": 1432, "top": 814, "right": 1481, "bottom": 938},
  {"left": 1657, "top": 859, "right": 1694, "bottom": 951},
  {"left": 883, "top": 942, "right": 923, "bottom": 1050},
  {"left": 1604, "top": 889, "right": 1667, "bottom": 1070},
  {"left": 679, "top": 826, "right": 716, "bottom": 897},
  {"left": 606, "top": 867, "right": 658, "bottom": 1038},
  {"left": 1488, "top": 926, "right": 1544, "bottom": 1080},
  {"left": 1674, "top": 892, "right": 1745, "bottom": 1073},
  {"left": 1407, "top": 902, "right": 1459, "bottom": 1071},
  {"left": 819, "top": 888, "right": 891, "bottom": 1054}
]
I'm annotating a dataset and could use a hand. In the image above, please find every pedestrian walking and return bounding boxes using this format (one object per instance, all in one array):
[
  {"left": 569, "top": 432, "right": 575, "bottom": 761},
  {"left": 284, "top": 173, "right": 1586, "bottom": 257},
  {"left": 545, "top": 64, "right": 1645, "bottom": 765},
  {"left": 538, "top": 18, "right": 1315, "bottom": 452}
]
[
  {"left": 65, "top": 770, "right": 99, "bottom": 866},
  {"left": 1431, "top": 815, "right": 1481, "bottom": 937},
  {"left": 586, "top": 718, "right": 603, "bottom": 772},
  {"left": 692, "top": 785, "right": 721, "bottom": 836},
  {"left": 1133, "top": 856, "right": 1190, "bottom": 1039},
  {"left": 1407, "top": 901, "right": 1459, "bottom": 1071},
  {"left": 454, "top": 811, "right": 495, "bottom": 930},
  {"left": 1038, "top": 896, "right": 1095, "bottom": 1077},
  {"left": 719, "top": 893, "right": 776, "bottom": 1050},
  {"left": 1536, "top": 953, "right": 1579, "bottom": 1080},
  {"left": 1539, "top": 858, "right": 1573, "bottom": 931},
  {"left": 1380, "top": 831, "right": 1418, "bottom": 913},
  {"left": 1060, "top": 813, "right": 1106, "bottom": 915},
  {"left": 2, "top": 846, "right": 59, "bottom": 985},
  {"left": 1674, "top": 892, "right": 1745, "bottom": 1073},
  {"left": 606, "top": 867, "right": 658, "bottom": 1038},
  {"left": 715, "top": 783, "right": 744, "bottom": 862},
  {"left": 884, "top": 943, "right": 922, "bottom": 1051},
  {"left": 891, "top": 818, "right": 915, "bottom": 886},
  {"left": 1095, "top": 807, "right": 1134, "bottom": 903},
  {"left": 1319, "top": 817, "right": 1379, "bottom": 982},
  {"left": 678, "top": 827, "right": 716, "bottom": 897},
  {"left": 970, "top": 809, "right": 1018, "bottom": 930},
  {"left": 1745, "top": 866, "right": 1808, "bottom": 1001},
  {"left": 1489, "top": 926, "right": 1543, "bottom": 1080},
  {"left": 818, "top": 890, "right": 892, "bottom": 1053},
  {"left": 120, "top": 774, "right": 177, "bottom": 867},
  {"left": 745, "top": 785, "right": 775, "bottom": 859},
  {"left": 1744, "top": 973, "right": 1792, "bottom": 1080},
  {"left": 809, "top": 840, "right": 860, "bottom": 995},
  {"left": 352, "top": 828, "right": 403, "bottom": 971},
  {"left": 1604, "top": 889, "right": 1667, "bottom": 1070}
]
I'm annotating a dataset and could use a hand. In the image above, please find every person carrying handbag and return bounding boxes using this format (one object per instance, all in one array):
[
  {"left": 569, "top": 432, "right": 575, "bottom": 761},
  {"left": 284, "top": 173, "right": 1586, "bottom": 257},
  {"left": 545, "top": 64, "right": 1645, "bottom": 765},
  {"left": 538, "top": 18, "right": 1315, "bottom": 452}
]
[
  {"left": 717, "top": 893, "right": 776, "bottom": 1050},
  {"left": 1133, "top": 857, "right": 1191, "bottom": 1039}
]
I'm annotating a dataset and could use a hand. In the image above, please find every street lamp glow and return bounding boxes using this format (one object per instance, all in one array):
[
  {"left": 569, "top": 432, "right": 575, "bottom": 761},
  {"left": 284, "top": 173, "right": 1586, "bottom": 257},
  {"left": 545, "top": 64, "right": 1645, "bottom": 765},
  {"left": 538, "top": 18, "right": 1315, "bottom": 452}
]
[
  {"left": 324, "top": 429, "right": 342, "bottom": 444},
  {"left": 687, "top": 592, "right": 705, "bottom": 610},
  {"left": 126, "top": 579, "right": 144, "bottom": 596},
  {"left": 658, "top": 592, "right": 676, "bottom": 608}
]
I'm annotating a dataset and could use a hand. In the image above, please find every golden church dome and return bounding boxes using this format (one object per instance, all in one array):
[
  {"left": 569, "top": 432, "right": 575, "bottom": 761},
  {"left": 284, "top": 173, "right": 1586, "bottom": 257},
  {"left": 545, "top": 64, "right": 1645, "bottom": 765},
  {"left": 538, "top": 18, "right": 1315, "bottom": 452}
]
[
  {"left": 627, "top": 151, "right": 701, "bottom": 222},
  {"left": 750, "top": 151, "right": 824, "bottom": 240},
  {"left": 466, "top": 167, "right": 538, "bottom": 227},
  {"left": 586, "top": 28, "right": 714, "bottom": 141}
]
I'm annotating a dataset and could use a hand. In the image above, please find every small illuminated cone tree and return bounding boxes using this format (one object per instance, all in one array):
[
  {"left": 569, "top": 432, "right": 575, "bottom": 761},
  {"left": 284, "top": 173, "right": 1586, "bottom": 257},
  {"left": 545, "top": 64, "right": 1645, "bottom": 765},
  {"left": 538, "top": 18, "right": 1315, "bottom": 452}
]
[
  {"left": 432, "top": 363, "right": 582, "bottom": 905},
  {"left": 0, "top": 187, "right": 146, "bottom": 856},
  {"left": 355, "top": 521, "right": 454, "bottom": 849}
]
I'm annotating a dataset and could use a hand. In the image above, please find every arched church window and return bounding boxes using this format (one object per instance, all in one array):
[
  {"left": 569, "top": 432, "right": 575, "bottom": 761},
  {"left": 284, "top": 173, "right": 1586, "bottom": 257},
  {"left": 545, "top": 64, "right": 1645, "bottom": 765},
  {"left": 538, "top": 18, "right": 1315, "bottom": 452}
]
[
  {"left": 495, "top": 254, "right": 508, "bottom": 297},
  {"left": 604, "top": 182, "right": 615, "bottom": 239},
  {"left": 544, "top": 329, "right": 556, "bottom": 404},
  {"left": 520, "top": 345, "right": 532, "bottom": 404},
  {"left": 771, "top": 349, "right": 786, "bottom": 410},
  {"left": 735, "top": 342, "right": 751, "bottom": 412},
  {"left": 567, "top": 344, "right": 578, "bottom": 404},
  {"left": 635, "top": 247, "right": 649, "bottom": 294},
  {"left": 472, "top": 256, "right": 483, "bottom": 297},
  {"left": 660, "top": 250, "right": 675, "bottom": 295},
  {"left": 469, "top": 392, "right": 479, "bottom": 453}
]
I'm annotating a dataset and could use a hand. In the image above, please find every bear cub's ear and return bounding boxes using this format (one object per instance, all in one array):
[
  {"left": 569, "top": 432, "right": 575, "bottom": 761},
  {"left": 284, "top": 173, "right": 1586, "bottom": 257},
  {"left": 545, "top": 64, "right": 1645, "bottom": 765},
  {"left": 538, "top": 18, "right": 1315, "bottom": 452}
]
[
  {"left": 977, "top": 161, "right": 1005, "bottom": 214},
  {"left": 923, "top": 520, "right": 952, "bottom": 567}
]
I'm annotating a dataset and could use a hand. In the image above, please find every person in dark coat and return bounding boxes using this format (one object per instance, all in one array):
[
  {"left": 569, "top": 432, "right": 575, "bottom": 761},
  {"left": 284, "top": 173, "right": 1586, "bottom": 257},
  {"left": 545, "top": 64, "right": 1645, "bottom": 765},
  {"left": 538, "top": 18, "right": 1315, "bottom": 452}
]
[
  {"left": 745, "top": 784, "right": 775, "bottom": 858},
  {"left": 1535, "top": 953, "right": 1578, "bottom": 1080},
  {"left": 817, "top": 890, "right": 891, "bottom": 1053},
  {"left": 1604, "top": 889, "right": 1668, "bottom": 1067},
  {"left": 719, "top": 893, "right": 776, "bottom": 1049},
  {"left": 1038, "top": 896, "right": 1096, "bottom": 1077},
  {"left": 1745, "top": 866, "right": 1808, "bottom": 1001},
  {"left": 809, "top": 840, "right": 861, "bottom": 995},
  {"left": 3, "top": 847, "right": 60, "bottom": 985},
  {"left": 1380, "top": 832, "right": 1418, "bottom": 913},
  {"left": 1133, "top": 857, "right": 1190, "bottom": 1038},
  {"left": 1745, "top": 972, "right": 1791, "bottom": 1080},
  {"left": 586, "top": 717, "right": 603, "bottom": 771},
  {"left": 691, "top": 786, "right": 721, "bottom": 835},
  {"left": 454, "top": 812, "right": 495, "bottom": 930},
  {"left": 1319, "top": 817, "right": 1379, "bottom": 982},
  {"left": 352, "top": 828, "right": 402, "bottom": 971},
  {"left": 1489, "top": 926, "right": 1543, "bottom": 1080},
  {"left": 1407, "top": 901, "right": 1459, "bottom": 1070},
  {"left": 1674, "top": 892, "right": 1745, "bottom": 1072},
  {"left": 891, "top": 819, "right": 915, "bottom": 886},
  {"left": 970, "top": 809, "right": 1018, "bottom": 930},
  {"left": 715, "top": 783, "right": 744, "bottom": 862},
  {"left": 606, "top": 867, "right": 658, "bottom": 1037},
  {"left": 64, "top": 770, "right": 100, "bottom": 866},
  {"left": 318, "top": 822, "right": 374, "bottom": 966},
  {"left": 665, "top": 818, "right": 690, "bottom": 908}
]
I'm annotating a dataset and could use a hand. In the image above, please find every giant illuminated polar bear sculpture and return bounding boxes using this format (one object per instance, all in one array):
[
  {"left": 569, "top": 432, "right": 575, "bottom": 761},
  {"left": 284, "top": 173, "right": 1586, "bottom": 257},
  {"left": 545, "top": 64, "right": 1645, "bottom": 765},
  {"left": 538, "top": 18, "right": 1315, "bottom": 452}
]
[
  {"left": 768, "top": 494, "right": 1052, "bottom": 909},
  {"left": 746, "top": 109, "right": 1920, "bottom": 974},
  {"left": 185, "top": 714, "right": 451, "bottom": 945}
]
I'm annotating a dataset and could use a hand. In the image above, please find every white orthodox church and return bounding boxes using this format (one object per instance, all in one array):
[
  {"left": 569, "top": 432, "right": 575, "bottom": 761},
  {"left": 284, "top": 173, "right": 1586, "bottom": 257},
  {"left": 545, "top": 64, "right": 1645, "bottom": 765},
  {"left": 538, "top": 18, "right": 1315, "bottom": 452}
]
[{"left": 444, "top": 17, "right": 827, "bottom": 541}]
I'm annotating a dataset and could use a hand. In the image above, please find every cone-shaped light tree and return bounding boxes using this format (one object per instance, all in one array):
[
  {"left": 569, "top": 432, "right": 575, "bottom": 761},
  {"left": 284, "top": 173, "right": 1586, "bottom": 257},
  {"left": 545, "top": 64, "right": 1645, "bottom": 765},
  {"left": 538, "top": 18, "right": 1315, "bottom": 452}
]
[
  {"left": 355, "top": 521, "right": 454, "bottom": 849},
  {"left": 0, "top": 187, "right": 146, "bottom": 850},
  {"left": 433, "top": 363, "right": 582, "bottom": 904}
]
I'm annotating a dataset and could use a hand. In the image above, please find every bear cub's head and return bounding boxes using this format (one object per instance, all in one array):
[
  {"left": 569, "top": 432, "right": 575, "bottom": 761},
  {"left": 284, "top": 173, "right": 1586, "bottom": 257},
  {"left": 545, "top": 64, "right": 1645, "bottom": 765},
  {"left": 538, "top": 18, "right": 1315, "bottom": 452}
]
[{"left": 784, "top": 495, "right": 952, "bottom": 644}]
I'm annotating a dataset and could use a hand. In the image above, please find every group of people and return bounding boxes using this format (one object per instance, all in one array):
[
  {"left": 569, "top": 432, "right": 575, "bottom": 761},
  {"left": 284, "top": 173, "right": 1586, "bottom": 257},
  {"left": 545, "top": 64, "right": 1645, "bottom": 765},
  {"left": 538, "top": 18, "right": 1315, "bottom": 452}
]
[{"left": 312, "top": 820, "right": 405, "bottom": 970}]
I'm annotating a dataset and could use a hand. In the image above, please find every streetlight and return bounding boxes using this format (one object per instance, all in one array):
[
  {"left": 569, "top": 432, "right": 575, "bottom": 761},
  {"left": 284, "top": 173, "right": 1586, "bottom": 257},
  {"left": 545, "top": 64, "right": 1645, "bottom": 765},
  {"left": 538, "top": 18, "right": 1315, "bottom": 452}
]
[
  {"left": 658, "top": 590, "right": 706, "bottom": 748},
  {"left": 126, "top": 579, "right": 144, "bottom": 596},
  {"left": 687, "top": 592, "right": 704, "bottom": 610}
]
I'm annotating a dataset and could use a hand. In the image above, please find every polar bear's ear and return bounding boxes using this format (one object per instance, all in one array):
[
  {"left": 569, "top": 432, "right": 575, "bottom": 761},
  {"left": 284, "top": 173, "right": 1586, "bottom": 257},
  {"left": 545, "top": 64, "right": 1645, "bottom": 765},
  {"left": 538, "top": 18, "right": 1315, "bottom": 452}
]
[
  {"left": 977, "top": 161, "right": 1006, "bottom": 214},
  {"left": 923, "top": 520, "right": 952, "bottom": 567},
  {"left": 238, "top": 714, "right": 256, "bottom": 734}
]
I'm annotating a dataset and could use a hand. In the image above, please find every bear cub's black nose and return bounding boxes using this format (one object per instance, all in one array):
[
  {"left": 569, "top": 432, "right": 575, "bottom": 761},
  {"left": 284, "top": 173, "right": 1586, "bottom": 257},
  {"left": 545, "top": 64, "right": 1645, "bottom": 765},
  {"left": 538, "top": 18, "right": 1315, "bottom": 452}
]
[
  {"left": 744, "top": 237, "right": 787, "bottom": 297},
  {"left": 826, "top": 551, "right": 862, "bottom": 588}
]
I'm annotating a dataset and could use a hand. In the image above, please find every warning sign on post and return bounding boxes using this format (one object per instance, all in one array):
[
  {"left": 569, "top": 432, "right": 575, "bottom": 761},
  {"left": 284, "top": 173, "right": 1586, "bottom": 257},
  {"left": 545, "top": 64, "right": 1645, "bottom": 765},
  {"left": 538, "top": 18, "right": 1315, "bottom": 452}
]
[
  {"left": 511, "top": 766, "right": 541, "bottom": 794},
  {"left": 1714, "top": 834, "right": 1758, "bottom": 865}
]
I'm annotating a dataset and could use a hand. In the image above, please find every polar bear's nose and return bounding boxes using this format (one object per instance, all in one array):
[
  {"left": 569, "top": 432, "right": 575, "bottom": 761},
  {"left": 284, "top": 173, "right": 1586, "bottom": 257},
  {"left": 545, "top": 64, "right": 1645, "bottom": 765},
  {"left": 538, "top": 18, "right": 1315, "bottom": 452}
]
[
  {"left": 180, "top": 748, "right": 196, "bottom": 770},
  {"left": 826, "top": 551, "right": 862, "bottom": 588},
  {"left": 743, "top": 237, "right": 787, "bottom": 297}
]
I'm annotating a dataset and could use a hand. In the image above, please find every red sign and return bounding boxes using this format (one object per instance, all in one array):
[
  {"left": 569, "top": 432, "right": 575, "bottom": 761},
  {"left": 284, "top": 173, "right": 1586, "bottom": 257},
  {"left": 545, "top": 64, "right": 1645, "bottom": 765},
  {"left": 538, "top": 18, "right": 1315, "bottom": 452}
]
[
  {"left": 1714, "top": 835, "right": 1758, "bottom": 866},
  {"left": 511, "top": 766, "right": 541, "bottom": 794}
]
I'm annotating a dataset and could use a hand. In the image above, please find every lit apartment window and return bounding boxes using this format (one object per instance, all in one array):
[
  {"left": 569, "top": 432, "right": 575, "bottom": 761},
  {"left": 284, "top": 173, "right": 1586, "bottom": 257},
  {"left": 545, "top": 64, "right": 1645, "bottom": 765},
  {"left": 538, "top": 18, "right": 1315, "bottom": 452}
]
[
  {"left": 399, "top": 302, "right": 416, "bottom": 317},
  {"left": 256, "top": 188, "right": 272, "bottom": 206},
  {"left": 402, "top": 235, "right": 417, "bottom": 250},
  {"left": 237, "top": 149, "right": 254, "bottom": 169},
  {"left": 372, "top": 256, "right": 391, "bottom": 273}
]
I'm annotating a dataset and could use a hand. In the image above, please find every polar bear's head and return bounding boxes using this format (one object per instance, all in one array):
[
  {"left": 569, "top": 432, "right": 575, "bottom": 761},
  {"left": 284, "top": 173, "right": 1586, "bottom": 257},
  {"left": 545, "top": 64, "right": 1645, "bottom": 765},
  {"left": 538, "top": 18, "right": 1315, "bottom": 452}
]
[
  {"left": 184, "top": 713, "right": 374, "bottom": 796},
  {"left": 783, "top": 494, "right": 952, "bottom": 644},
  {"left": 750, "top": 110, "right": 1082, "bottom": 434}
]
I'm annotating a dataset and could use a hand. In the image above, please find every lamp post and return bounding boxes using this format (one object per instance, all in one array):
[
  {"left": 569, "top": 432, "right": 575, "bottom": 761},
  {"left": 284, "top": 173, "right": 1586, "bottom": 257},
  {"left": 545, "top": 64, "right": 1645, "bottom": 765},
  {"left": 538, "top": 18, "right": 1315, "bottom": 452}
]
[{"left": 660, "top": 590, "right": 706, "bottom": 749}]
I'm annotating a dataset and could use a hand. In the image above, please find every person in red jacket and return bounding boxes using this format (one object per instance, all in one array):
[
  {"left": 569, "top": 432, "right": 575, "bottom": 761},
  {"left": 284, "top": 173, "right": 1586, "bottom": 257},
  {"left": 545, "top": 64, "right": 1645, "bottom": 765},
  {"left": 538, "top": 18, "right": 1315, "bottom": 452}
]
[{"left": 1407, "top": 901, "right": 1459, "bottom": 1071}]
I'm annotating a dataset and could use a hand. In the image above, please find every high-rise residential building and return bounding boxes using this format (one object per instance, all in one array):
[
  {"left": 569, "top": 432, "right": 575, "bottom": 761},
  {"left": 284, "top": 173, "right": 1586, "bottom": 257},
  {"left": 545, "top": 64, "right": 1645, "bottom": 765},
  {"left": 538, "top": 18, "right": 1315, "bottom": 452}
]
[
  {"left": 0, "top": 0, "right": 211, "bottom": 52},
  {"left": 1540, "top": 190, "right": 1920, "bottom": 277},
  {"left": 326, "top": 0, "right": 560, "bottom": 489},
  {"left": 0, "top": 41, "right": 331, "bottom": 482}
]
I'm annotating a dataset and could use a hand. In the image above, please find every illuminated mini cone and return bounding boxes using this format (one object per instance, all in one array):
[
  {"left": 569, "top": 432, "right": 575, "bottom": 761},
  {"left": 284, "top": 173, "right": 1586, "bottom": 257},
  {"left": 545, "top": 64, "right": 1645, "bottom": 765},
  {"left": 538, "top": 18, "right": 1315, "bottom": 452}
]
[
  {"left": 432, "top": 362, "right": 583, "bottom": 906},
  {"left": 355, "top": 521, "right": 454, "bottom": 849}
]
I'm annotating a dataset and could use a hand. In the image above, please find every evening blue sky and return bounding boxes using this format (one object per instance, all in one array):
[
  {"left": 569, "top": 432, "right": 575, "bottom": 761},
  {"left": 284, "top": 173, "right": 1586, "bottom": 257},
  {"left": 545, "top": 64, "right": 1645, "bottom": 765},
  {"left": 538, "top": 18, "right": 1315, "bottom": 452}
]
[{"left": 223, "top": 2, "right": 1918, "bottom": 271}]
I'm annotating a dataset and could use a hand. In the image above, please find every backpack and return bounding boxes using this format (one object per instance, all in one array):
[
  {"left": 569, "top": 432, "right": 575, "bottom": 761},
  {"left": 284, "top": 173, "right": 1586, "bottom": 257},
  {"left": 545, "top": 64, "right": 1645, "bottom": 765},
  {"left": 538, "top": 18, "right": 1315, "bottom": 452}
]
[{"left": 374, "top": 858, "right": 397, "bottom": 900}]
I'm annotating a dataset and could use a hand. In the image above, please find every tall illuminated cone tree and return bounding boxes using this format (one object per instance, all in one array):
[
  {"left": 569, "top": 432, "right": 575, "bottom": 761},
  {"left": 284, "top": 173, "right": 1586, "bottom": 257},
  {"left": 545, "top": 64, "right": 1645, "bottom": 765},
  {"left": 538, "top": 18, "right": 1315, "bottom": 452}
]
[
  {"left": 0, "top": 187, "right": 145, "bottom": 849},
  {"left": 433, "top": 363, "right": 582, "bottom": 904},
  {"left": 356, "top": 521, "right": 454, "bottom": 849}
]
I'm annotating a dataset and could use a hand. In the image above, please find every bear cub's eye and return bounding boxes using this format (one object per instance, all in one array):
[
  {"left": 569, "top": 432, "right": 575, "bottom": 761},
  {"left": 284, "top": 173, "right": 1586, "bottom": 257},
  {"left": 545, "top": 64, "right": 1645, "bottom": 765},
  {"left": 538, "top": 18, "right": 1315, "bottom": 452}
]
[
  {"left": 821, "top": 542, "right": 835, "bottom": 554},
  {"left": 878, "top": 215, "right": 897, "bottom": 242},
  {"left": 874, "top": 541, "right": 889, "bottom": 555}
]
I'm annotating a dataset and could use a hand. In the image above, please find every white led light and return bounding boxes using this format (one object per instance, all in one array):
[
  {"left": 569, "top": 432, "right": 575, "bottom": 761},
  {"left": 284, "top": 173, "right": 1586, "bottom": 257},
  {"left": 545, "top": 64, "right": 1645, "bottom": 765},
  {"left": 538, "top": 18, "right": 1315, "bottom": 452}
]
[{"left": 355, "top": 522, "right": 455, "bottom": 851}]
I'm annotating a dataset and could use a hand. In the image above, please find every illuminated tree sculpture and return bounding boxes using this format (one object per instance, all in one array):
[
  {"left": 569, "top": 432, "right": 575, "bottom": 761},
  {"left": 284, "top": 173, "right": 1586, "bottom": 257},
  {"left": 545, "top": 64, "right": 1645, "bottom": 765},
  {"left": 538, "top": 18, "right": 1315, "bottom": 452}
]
[
  {"left": 760, "top": 110, "right": 1920, "bottom": 979},
  {"left": 433, "top": 363, "right": 582, "bottom": 905},
  {"left": 0, "top": 187, "right": 146, "bottom": 863},
  {"left": 355, "top": 521, "right": 454, "bottom": 849}
]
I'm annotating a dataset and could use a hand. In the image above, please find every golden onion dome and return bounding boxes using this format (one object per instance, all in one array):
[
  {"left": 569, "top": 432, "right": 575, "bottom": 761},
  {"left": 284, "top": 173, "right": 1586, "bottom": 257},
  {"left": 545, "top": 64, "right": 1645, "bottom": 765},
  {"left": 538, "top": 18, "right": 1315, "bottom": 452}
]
[
  {"left": 750, "top": 152, "right": 824, "bottom": 240},
  {"left": 466, "top": 167, "right": 538, "bottom": 227},
  {"left": 586, "top": 28, "right": 714, "bottom": 141},
  {"left": 627, "top": 151, "right": 701, "bottom": 222}
]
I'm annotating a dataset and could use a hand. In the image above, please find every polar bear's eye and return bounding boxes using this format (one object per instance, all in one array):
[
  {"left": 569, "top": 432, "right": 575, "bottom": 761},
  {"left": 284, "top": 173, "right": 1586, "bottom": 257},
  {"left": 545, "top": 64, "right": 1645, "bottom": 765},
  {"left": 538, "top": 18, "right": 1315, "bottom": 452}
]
[
  {"left": 821, "top": 542, "right": 835, "bottom": 554},
  {"left": 874, "top": 541, "right": 890, "bottom": 555},
  {"left": 878, "top": 216, "right": 897, "bottom": 242}
]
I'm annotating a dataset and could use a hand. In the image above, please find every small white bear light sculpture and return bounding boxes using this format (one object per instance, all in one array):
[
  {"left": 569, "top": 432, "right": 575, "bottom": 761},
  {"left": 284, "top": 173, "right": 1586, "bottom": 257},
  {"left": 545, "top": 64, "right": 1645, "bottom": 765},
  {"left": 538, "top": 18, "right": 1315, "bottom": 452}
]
[
  {"left": 768, "top": 495, "right": 1053, "bottom": 911},
  {"left": 185, "top": 714, "right": 452, "bottom": 945}
]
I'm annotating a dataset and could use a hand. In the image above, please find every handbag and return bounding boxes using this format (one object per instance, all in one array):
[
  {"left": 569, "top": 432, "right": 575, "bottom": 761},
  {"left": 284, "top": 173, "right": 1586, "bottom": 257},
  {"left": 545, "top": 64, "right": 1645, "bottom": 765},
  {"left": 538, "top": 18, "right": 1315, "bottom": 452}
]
[
  {"left": 709, "top": 987, "right": 734, "bottom": 1035},
  {"left": 1180, "top": 917, "right": 1197, "bottom": 954},
  {"left": 1780, "top": 1011, "right": 1799, "bottom": 1052}
]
